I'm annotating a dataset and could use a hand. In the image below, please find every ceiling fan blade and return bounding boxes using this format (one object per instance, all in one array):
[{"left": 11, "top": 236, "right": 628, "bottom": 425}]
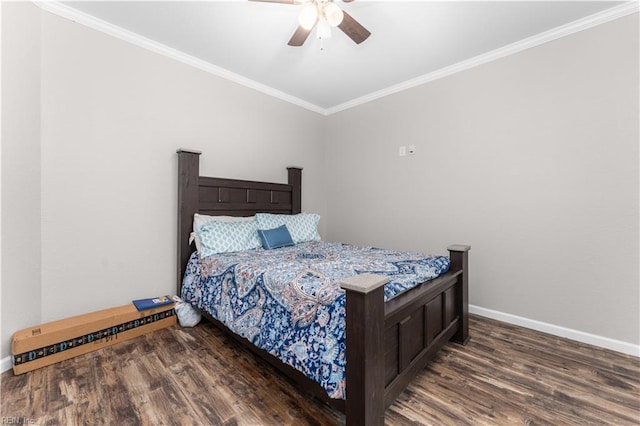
[
  {"left": 288, "top": 25, "right": 313, "bottom": 46},
  {"left": 338, "top": 10, "right": 371, "bottom": 44}
]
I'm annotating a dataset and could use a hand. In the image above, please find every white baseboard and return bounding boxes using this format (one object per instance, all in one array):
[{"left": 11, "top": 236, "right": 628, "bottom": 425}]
[
  {"left": 1, "top": 356, "right": 12, "bottom": 374},
  {"left": 470, "top": 305, "right": 640, "bottom": 357},
  {"left": 0, "top": 308, "right": 635, "bottom": 374}
]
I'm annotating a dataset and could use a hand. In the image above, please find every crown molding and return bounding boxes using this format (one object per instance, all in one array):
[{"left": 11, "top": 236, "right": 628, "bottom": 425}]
[
  {"left": 34, "top": 1, "right": 638, "bottom": 117},
  {"left": 33, "top": 1, "right": 326, "bottom": 116},
  {"left": 326, "top": 1, "right": 639, "bottom": 115}
]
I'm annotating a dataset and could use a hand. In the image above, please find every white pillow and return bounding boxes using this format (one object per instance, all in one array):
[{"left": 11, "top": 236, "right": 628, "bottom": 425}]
[
  {"left": 255, "top": 213, "right": 321, "bottom": 244},
  {"left": 190, "top": 214, "right": 255, "bottom": 253}
]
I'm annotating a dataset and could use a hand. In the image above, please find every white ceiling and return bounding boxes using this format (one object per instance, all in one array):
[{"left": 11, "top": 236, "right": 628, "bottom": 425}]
[{"left": 50, "top": 1, "right": 631, "bottom": 114}]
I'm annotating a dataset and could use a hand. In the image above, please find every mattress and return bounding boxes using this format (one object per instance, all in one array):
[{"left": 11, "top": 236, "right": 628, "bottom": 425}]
[{"left": 181, "top": 241, "right": 450, "bottom": 399}]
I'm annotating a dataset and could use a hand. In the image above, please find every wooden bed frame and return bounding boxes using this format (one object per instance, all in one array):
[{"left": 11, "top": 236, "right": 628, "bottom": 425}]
[{"left": 176, "top": 149, "right": 470, "bottom": 426}]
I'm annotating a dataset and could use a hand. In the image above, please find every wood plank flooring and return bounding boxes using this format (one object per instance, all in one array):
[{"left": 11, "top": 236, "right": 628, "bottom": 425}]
[{"left": 1, "top": 315, "right": 638, "bottom": 425}]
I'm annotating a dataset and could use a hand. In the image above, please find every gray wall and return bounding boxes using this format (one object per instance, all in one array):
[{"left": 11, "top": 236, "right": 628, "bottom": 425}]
[
  {"left": 324, "top": 14, "right": 639, "bottom": 345},
  {"left": 1, "top": 3, "right": 638, "bottom": 362},
  {"left": 1, "top": 3, "right": 326, "bottom": 359},
  {"left": 1, "top": 2, "right": 43, "bottom": 361}
]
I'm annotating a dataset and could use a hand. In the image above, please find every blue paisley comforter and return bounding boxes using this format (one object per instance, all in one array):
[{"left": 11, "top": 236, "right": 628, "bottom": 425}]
[{"left": 181, "top": 241, "right": 450, "bottom": 400}]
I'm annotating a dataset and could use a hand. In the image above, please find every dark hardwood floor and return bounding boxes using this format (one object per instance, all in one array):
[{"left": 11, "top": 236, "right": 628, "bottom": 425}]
[{"left": 1, "top": 315, "right": 638, "bottom": 425}]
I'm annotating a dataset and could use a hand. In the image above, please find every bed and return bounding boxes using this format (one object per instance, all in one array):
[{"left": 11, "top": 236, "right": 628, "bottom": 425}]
[{"left": 176, "top": 149, "right": 470, "bottom": 425}]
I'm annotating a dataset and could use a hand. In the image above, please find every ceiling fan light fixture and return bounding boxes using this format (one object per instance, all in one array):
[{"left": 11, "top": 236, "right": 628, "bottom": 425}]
[
  {"left": 298, "top": 4, "right": 318, "bottom": 30},
  {"left": 317, "top": 20, "right": 332, "bottom": 39},
  {"left": 324, "top": 2, "right": 344, "bottom": 27}
]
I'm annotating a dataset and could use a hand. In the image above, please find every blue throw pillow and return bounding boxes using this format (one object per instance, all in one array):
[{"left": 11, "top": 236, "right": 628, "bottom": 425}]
[{"left": 257, "top": 225, "right": 295, "bottom": 250}]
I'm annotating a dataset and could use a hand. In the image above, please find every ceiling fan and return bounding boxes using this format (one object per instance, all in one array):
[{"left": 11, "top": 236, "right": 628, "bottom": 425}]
[{"left": 250, "top": 0, "right": 371, "bottom": 47}]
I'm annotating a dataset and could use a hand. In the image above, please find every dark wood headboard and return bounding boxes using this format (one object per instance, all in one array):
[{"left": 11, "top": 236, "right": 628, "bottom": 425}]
[{"left": 176, "top": 149, "right": 302, "bottom": 293}]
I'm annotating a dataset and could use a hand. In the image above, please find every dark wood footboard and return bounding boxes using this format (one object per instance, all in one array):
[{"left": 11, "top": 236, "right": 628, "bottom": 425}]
[
  {"left": 176, "top": 149, "right": 470, "bottom": 425},
  {"left": 340, "top": 245, "right": 470, "bottom": 426}
]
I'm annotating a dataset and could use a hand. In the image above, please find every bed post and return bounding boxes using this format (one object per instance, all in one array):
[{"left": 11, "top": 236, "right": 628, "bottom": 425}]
[
  {"left": 287, "top": 167, "right": 302, "bottom": 214},
  {"left": 340, "top": 273, "right": 389, "bottom": 426},
  {"left": 447, "top": 244, "right": 471, "bottom": 345},
  {"left": 176, "top": 149, "right": 201, "bottom": 295}
]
